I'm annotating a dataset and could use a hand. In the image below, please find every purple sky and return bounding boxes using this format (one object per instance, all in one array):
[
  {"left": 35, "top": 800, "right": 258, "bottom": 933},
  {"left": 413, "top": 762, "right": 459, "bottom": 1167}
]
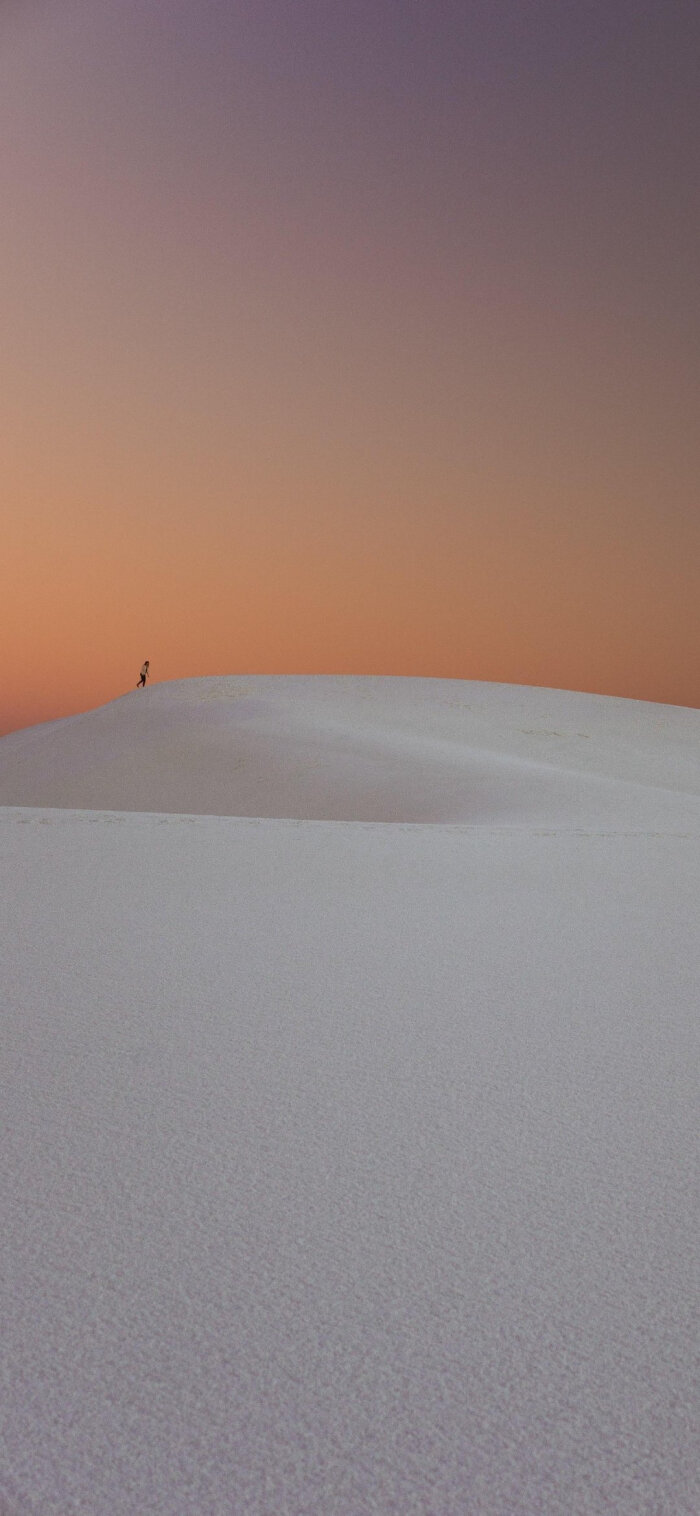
[{"left": 2, "top": 0, "right": 699, "bottom": 730}]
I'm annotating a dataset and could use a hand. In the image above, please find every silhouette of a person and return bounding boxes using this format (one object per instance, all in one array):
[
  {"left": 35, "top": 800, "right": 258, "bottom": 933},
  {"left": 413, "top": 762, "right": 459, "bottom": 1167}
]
[{"left": 137, "top": 660, "right": 150, "bottom": 688}]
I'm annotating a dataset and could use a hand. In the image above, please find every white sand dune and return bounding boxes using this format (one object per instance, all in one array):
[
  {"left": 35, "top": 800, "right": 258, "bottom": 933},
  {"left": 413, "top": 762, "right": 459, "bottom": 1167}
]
[
  {"left": 1, "top": 677, "right": 699, "bottom": 1515},
  {"left": 2, "top": 674, "right": 700, "bottom": 823}
]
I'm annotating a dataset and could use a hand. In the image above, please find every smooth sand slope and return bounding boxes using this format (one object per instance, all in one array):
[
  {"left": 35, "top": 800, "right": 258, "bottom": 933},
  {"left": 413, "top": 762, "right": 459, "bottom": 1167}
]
[
  {"left": 2, "top": 674, "right": 700, "bottom": 823},
  {"left": 1, "top": 677, "right": 699, "bottom": 1515}
]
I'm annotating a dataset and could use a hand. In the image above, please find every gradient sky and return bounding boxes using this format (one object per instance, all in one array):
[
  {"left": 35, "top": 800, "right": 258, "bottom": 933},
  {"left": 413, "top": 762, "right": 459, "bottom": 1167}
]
[{"left": 2, "top": 0, "right": 699, "bottom": 733}]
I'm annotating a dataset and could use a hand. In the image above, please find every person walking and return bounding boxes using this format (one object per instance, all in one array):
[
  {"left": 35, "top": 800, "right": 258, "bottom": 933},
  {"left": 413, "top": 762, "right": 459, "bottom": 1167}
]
[{"left": 137, "top": 659, "right": 150, "bottom": 688}]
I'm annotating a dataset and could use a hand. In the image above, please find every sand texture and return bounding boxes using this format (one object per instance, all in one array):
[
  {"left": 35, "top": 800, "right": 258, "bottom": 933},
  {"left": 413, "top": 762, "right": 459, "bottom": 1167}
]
[{"left": 1, "top": 677, "right": 699, "bottom": 1514}]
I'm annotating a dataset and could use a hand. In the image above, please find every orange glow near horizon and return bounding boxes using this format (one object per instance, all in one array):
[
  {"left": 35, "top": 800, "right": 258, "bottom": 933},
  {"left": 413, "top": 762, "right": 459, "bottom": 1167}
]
[{"left": 2, "top": 2, "right": 699, "bottom": 735}]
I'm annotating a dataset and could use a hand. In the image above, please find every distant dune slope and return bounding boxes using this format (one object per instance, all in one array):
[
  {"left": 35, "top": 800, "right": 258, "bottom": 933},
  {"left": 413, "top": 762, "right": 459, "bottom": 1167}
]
[{"left": 0, "top": 676, "right": 699, "bottom": 824}]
